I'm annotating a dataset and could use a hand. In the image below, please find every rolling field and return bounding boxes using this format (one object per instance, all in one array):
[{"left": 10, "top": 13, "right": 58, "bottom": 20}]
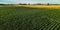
[
  {"left": 0, "top": 6, "right": 60, "bottom": 30},
  {"left": 19, "top": 5, "right": 60, "bottom": 8}
]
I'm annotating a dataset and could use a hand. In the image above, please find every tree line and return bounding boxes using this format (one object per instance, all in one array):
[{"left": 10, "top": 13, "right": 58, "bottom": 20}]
[{"left": 0, "top": 3, "right": 60, "bottom": 5}]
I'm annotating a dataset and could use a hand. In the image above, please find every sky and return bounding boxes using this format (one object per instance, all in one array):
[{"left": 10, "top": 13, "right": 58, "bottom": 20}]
[{"left": 0, "top": 0, "right": 60, "bottom": 4}]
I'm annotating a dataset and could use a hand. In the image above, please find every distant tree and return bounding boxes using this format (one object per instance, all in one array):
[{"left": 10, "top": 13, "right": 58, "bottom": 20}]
[
  {"left": 22, "top": 4, "right": 27, "bottom": 5},
  {"left": 47, "top": 3, "right": 49, "bottom": 5},
  {"left": 0, "top": 4, "right": 5, "bottom": 5}
]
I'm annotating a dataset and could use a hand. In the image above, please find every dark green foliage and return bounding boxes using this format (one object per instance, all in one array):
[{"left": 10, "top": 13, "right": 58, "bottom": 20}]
[{"left": 0, "top": 6, "right": 60, "bottom": 30}]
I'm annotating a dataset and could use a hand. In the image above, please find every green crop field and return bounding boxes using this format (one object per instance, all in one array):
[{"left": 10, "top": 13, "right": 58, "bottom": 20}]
[{"left": 0, "top": 6, "right": 60, "bottom": 30}]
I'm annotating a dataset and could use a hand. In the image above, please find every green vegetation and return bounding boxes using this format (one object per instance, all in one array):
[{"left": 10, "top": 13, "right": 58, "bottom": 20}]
[{"left": 0, "top": 6, "right": 60, "bottom": 30}]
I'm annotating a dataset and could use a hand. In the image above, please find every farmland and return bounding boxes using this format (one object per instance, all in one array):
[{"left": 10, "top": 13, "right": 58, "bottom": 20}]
[
  {"left": 18, "top": 5, "right": 60, "bottom": 8},
  {"left": 0, "top": 5, "right": 60, "bottom": 30}
]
